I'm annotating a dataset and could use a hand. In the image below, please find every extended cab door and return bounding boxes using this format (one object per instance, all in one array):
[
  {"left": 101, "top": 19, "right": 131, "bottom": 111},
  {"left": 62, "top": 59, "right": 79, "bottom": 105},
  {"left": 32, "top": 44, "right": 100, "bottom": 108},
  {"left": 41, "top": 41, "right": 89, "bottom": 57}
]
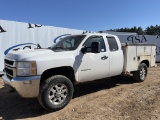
[
  {"left": 77, "top": 35, "right": 110, "bottom": 82},
  {"left": 106, "top": 36, "right": 124, "bottom": 77}
]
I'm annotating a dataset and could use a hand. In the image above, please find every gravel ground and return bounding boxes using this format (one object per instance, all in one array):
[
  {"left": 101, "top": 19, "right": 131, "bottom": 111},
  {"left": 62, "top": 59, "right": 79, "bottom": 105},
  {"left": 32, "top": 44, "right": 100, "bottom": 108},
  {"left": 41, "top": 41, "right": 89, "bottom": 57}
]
[{"left": 0, "top": 66, "right": 160, "bottom": 120}]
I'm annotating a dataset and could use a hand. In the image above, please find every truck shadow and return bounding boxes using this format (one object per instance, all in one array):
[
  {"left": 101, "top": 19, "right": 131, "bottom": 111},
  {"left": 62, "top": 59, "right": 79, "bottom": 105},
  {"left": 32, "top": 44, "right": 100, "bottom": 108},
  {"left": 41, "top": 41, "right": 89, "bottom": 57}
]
[
  {"left": 0, "top": 76, "right": 136, "bottom": 119},
  {"left": 73, "top": 75, "right": 135, "bottom": 98}
]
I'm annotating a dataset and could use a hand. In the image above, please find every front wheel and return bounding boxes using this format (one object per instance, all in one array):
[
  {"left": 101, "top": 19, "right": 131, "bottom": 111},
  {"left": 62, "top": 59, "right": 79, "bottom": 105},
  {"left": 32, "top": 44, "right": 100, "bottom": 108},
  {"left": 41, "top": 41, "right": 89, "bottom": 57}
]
[
  {"left": 133, "top": 63, "right": 148, "bottom": 82},
  {"left": 38, "top": 75, "right": 74, "bottom": 111}
]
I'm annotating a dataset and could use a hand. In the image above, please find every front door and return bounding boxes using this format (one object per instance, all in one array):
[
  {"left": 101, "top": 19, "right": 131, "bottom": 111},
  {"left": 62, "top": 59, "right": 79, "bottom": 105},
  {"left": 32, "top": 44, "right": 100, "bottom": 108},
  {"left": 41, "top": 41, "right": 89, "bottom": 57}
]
[{"left": 77, "top": 36, "right": 110, "bottom": 82}]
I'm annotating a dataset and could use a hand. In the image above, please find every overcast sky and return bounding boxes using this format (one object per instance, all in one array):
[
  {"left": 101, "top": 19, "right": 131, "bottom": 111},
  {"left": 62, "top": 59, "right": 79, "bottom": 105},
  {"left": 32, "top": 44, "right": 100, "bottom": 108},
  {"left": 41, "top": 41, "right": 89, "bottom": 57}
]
[{"left": 0, "top": 0, "right": 160, "bottom": 31}]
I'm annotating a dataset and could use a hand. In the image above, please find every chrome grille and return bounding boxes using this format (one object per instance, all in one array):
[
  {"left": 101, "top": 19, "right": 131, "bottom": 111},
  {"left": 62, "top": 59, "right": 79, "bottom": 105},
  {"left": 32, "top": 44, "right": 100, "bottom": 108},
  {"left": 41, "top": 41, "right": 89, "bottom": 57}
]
[
  {"left": 5, "top": 67, "right": 13, "bottom": 76},
  {"left": 5, "top": 59, "right": 14, "bottom": 66},
  {"left": 4, "top": 59, "right": 16, "bottom": 79}
]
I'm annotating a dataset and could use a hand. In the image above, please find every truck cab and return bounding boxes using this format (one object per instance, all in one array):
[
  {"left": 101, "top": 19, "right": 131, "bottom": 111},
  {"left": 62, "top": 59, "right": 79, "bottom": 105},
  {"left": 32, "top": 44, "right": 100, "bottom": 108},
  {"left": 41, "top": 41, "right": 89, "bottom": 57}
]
[{"left": 73, "top": 33, "right": 124, "bottom": 82}]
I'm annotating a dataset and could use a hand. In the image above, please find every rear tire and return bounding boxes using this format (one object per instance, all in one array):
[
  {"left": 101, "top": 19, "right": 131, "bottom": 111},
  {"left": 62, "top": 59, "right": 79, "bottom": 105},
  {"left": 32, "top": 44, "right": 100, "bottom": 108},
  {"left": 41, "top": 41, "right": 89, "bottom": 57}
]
[
  {"left": 38, "top": 75, "right": 74, "bottom": 111},
  {"left": 133, "top": 63, "right": 148, "bottom": 82}
]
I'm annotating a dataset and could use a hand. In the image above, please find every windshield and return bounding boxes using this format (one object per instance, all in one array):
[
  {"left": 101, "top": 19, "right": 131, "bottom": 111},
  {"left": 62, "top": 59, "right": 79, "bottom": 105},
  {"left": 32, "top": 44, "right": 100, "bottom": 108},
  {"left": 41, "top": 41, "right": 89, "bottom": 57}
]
[{"left": 51, "top": 35, "right": 86, "bottom": 51}]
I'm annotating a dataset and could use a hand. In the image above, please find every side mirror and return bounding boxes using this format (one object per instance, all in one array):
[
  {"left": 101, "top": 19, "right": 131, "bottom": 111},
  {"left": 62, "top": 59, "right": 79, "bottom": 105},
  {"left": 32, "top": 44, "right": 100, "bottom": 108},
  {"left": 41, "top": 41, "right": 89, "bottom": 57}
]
[
  {"left": 91, "top": 42, "right": 101, "bottom": 53},
  {"left": 81, "top": 46, "right": 87, "bottom": 54}
]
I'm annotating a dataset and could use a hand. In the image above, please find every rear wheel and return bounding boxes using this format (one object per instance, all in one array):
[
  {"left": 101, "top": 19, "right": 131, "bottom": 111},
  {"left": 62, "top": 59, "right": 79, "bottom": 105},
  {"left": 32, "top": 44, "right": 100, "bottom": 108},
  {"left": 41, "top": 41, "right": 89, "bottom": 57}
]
[
  {"left": 133, "top": 63, "right": 148, "bottom": 82},
  {"left": 38, "top": 75, "right": 74, "bottom": 111}
]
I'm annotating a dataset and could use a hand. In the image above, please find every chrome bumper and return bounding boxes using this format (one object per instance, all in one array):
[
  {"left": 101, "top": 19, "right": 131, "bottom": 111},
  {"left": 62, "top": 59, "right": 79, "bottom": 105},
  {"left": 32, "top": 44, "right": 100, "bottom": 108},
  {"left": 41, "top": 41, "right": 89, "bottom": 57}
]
[{"left": 2, "top": 75, "right": 40, "bottom": 98}]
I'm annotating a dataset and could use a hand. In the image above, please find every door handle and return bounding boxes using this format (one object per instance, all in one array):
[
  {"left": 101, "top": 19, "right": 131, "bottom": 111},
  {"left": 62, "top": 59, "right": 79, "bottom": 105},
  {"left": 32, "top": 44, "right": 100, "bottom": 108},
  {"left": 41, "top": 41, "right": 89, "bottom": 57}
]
[{"left": 101, "top": 56, "right": 108, "bottom": 60}]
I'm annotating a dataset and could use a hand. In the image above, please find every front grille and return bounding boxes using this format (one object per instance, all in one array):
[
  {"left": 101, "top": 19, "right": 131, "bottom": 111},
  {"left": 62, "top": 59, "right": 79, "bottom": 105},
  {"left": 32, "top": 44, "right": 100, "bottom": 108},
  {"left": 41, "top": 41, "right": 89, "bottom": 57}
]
[
  {"left": 5, "top": 59, "right": 14, "bottom": 66},
  {"left": 5, "top": 67, "right": 13, "bottom": 76},
  {"left": 4, "top": 59, "right": 16, "bottom": 78}
]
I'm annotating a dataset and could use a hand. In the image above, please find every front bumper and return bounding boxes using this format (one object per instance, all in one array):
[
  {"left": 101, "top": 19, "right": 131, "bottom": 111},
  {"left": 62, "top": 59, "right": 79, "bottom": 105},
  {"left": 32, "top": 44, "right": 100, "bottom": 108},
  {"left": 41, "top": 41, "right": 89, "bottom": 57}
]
[{"left": 2, "top": 75, "right": 40, "bottom": 98}]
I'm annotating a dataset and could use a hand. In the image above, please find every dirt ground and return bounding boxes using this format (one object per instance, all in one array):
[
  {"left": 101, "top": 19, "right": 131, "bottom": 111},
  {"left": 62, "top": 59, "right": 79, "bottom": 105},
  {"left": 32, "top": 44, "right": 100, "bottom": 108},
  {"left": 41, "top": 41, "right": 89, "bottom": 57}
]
[{"left": 0, "top": 66, "right": 160, "bottom": 120}]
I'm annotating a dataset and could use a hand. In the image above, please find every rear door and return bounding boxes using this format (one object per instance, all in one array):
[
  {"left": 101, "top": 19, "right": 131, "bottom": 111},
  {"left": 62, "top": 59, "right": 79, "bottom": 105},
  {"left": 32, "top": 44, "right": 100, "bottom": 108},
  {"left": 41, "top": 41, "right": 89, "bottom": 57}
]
[
  {"left": 78, "top": 35, "right": 110, "bottom": 82},
  {"left": 106, "top": 36, "right": 124, "bottom": 77}
]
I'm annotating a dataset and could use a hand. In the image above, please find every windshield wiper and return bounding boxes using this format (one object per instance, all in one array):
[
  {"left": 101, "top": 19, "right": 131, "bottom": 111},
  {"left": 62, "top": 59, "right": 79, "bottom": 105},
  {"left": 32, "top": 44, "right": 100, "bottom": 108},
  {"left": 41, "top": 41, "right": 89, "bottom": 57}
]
[
  {"left": 53, "top": 47, "right": 64, "bottom": 51},
  {"left": 56, "top": 47, "right": 64, "bottom": 49},
  {"left": 52, "top": 47, "right": 74, "bottom": 51}
]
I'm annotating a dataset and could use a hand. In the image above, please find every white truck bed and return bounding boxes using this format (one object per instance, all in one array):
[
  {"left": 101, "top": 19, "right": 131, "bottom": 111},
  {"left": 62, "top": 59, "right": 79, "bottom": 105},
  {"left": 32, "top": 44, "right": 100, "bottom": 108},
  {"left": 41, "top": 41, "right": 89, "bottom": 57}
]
[{"left": 122, "top": 43, "right": 156, "bottom": 73}]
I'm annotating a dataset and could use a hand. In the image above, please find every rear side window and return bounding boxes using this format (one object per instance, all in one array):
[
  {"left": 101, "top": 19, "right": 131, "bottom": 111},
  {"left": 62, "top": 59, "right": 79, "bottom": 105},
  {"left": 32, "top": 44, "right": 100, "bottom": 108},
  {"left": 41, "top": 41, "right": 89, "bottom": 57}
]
[{"left": 107, "top": 37, "right": 119, "bottom": 51}]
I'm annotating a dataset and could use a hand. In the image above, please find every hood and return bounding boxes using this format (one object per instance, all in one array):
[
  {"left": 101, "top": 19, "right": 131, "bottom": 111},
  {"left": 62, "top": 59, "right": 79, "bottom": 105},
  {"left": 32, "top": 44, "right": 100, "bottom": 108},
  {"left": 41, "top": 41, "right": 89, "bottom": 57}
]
[{"left": 6, "top": 49, "right": 54, "bottom": 60}]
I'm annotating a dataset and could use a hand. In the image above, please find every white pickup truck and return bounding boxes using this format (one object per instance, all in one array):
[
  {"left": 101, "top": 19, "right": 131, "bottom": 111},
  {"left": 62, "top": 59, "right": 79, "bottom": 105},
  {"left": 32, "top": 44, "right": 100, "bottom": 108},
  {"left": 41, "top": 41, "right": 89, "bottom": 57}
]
[{"left": 2, "top": 33, "right": 156, "bottom": 111}]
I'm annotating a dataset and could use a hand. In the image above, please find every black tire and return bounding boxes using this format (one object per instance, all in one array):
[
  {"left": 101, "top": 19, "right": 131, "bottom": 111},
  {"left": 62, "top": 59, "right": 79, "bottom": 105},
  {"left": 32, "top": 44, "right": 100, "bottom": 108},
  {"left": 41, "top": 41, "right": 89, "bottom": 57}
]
[
  {"left": 133, "top": 63, "right": 148, "bottom": 82},
  {"left": 38, "top": 75, "right": 74, "bottom": 111}
]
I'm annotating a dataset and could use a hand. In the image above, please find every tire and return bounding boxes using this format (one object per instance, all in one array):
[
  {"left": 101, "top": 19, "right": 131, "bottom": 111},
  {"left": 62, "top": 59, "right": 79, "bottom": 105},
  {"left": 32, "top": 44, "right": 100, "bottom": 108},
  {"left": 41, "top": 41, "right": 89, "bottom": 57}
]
[
  {"left": 133, "top": 63, "right": 148, "bottom": 82},
  {"left": 38, "top": 75, "right": 74, "bottom": 111}
]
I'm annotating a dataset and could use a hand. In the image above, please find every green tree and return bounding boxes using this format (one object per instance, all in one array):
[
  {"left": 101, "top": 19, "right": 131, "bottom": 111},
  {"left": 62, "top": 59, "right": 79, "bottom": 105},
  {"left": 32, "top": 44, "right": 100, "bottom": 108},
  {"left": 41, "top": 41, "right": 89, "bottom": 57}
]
[{"left": 109, "top": 26, "right": 144, "bottom": 35}]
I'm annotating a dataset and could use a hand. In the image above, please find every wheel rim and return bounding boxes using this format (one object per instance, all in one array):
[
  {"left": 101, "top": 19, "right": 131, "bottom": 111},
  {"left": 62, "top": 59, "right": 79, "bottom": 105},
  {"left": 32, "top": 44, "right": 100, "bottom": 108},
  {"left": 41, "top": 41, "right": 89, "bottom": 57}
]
[
  {"left": 48, "top": 83, "right": 68, "bottom": 105},
  {"left": 140, "top": 67, "right": 146, "bottom": 80}
]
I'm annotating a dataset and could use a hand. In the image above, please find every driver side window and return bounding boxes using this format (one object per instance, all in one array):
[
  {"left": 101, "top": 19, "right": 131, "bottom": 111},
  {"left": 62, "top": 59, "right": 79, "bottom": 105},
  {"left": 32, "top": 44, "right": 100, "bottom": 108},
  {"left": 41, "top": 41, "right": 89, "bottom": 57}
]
[{"left": 84, "top": 36, "right": 106, "bottom": 52}]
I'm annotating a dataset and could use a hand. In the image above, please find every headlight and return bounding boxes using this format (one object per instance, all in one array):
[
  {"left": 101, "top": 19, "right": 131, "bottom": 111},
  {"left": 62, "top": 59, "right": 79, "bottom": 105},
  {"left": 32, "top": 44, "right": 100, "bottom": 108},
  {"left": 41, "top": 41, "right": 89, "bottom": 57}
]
[{"left": 17, "top": 61, "right": 37, "bottom": 76}]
